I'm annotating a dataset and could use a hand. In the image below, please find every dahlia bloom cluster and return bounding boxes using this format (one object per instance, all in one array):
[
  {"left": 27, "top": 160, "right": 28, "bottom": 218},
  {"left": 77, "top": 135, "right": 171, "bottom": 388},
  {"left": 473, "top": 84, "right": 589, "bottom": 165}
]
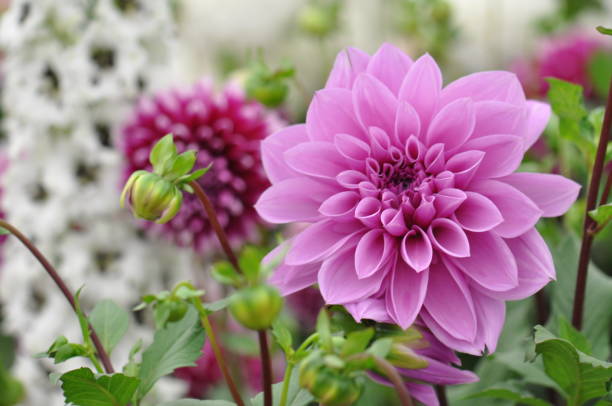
[
  {"left": 512, "top": 31, "right": 604, "bottom": 98},
  {"left": 122, "top": 81, "right": 281, "bottom": 253},
  {"left": 257, "top": 43, "right": 580, "bottom": 355}
]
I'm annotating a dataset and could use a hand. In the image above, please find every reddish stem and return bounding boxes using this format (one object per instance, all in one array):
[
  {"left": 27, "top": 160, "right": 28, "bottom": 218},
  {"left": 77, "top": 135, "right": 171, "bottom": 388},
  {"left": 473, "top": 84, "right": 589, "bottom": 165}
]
[
  {"left": 435, "top": 385, "right": 448, "bottom": 406},
  {"left": 258, "top": 330, "right": 273, "bottom": 406}
]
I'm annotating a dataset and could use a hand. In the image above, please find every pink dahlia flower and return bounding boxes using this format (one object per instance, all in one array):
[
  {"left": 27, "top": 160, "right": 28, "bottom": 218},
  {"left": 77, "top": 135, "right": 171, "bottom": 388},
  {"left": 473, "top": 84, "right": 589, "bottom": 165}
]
[
  {"left": 122, "top": 80, "right": 282, "bottom": 252},
  {"left": 256, "top": 44, "right": 580, "bottom": 355}
]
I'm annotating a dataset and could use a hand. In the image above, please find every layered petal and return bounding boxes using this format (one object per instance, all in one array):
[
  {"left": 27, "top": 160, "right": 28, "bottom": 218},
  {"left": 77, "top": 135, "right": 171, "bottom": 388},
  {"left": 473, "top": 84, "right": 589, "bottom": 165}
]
[
  {"left": 399, "top": 54, "right": 442, "bottom": 130},
  {"left": 261, "top": 124, "right": 309, "bottom": 183},
  {"left": 353, "top": 73, "right": 398, "bottom": 135},
  {"left": 306, "top": 88, "right": 364, "bottom": 142},
  {"left": 325, "top": 47, "right": 371, "bottom": 89},
  {"left": 387, "top": 260, "right": 429, "bottom": 328},
  {"left": 425, "top": 98, "right": 475, "bottom": 150},
  {"left": 440, "top": 71, "right": 525, "bottom": 106},
  {"left": 284, "top": 141, "right": 347, "bottom": 179},
  {"left": 367, "top": 43, "right": 413, "bottom": 95}
]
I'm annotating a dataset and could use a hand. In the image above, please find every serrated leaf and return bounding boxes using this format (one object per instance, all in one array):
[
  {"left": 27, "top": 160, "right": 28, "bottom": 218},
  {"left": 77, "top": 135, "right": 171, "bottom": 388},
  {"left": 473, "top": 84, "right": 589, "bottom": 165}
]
[
  {"left": 341, "top": 328, "right": 374, "bottom": 357},
  {"left": 157, "top": 401, "right": 236, "bottom": 406},
  {"left": 251, "top": 366, "right": 313, "bottom": 406},
  {"left": 271, "top": 320, "right": 293, "bottom": 355},
  {"left": 466, "top": 387, "right": 552, "bottom": 406},
  {"left": 60, "top": 368, "right": 139, "bottom": 406},
  {"left": 534, "top": 325, "right": 612, "bottom": 405},
  {"left": 150, "top": 134, "right": 177, "bottom": 172},
  {"left": 589, "top": 203, "right": 612, "bottom": 226},
  {"left": 546, "top": 78, "right": 588, "bottom": 121},
  {"left": 89, "top": 300, "right": 130, "bottom": 355},
  {"left": 137, "top": 307, "right": 205, "bottom": 398}
]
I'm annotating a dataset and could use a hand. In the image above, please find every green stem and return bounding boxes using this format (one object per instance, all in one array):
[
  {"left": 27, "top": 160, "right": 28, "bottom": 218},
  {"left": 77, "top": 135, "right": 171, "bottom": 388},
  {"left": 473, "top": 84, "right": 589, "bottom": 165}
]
[
  {"left": 278, "top": 362, "right": 294, "bottom": 406},
  {"left": 191, "top": 298, "right": 245, "bottom": 406},
  {"left": 296, "top": 333, "right": 319, "bottom": 354}
]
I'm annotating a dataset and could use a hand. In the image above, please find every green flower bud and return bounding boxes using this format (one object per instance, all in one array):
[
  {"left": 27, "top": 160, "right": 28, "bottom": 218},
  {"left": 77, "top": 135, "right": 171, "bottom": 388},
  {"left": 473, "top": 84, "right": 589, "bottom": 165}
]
[
  {"left": 229, "top": 285, "right": 283, "bottom": 330},
  {"left": 120, "top": 171, "right": 183, "bottom": 224},
  {"left": 166, "top": 300, "right": 189, "bottom": 322},
  {"left": 245, "top": 75, "right": 289, "bottom": 108},
  {"left": 299, "top": 356, "right": 362, "bottom": 406},
  {"left": 431, "top": 1, "right": 451, "bottom": 23},
  {"left": 298, "top": 3, "right": 339, "bottom": 37}
]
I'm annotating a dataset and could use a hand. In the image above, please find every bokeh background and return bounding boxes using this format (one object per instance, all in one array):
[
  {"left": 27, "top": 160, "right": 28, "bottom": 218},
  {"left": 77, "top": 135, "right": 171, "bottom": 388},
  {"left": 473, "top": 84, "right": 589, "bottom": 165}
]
[{"left": 0, "top": 0, "right": 611, "bottom": 405}]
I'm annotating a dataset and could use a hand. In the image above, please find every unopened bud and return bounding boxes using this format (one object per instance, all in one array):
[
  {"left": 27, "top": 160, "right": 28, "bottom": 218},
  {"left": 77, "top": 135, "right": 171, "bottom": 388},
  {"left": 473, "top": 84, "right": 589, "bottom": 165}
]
[
  {"left": 245, "top": 76, "right": 288, "bottom": 108},
  {"left": 120, "top": 171, "right": 183, "bottom": 224},
  {"left": 298, "top": 3, "right": 339, "bottom": 37},
  {"left": 229, "top": 285, "right": 283, "bottom": 330},
  {"left": 299, "top": 356, "right": 362, "bottom": 406}
]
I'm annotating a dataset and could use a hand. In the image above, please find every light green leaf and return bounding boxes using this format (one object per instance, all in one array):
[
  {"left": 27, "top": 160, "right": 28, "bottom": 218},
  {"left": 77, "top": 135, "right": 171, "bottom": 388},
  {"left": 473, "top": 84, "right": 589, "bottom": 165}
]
[
  {"left": 546, "top": 78, "right": 590, "bottom": 146},
  {"left": 250, "top": 366, "right": 313, "bottom": 406},
  {"left": 271, "top": 320, "right": 293, "bottom": 355},
  {"left": 203, "top": 297, "right": 232, "bottom": 313},
  {"left": 589, "top": 203, "right": 612, "bottom": 227},
  {"left": 366, "top": 338, "right": 393, "bottom": 359},
  {"left": 211, "top": 261, "right": 242, "bottom": 286},
  {"left": 534, "top": 325, "right": 612, "bottom": 405},
  {"left": 316, "top": 309, "right": 332, "bottom": 352},
  {"left": 557, "top": 316, "right": 592, "bottom": 355},
  {"left": 341, "top": 328, "right": 374, "bottom": 357},
  {"left": 60, "top": 368, "right": 139, "bottom": 406},
  {"left": 239, "top": 246, "right": 265, "bottom": 284},
  {"left": 176, "top": 163, "right": 213, "bottom": 184},
  {"left": 0, "top": 226, "right": 9, "bottom": 236},
  {"left": 89, "top": 300, "right": 130, "bottom": 355},
  {"left": 167, "top": 151, "right": 197, "bottom": 179},
  {"left": 150, "top": 134, "right": 177, "bottom": 171},
  {"left": 466, "top": 387, "right": 552, "bottom": 406},
  {"left": 597, "top": 26, "right": 612, "bottom": 35},
  {"left": 137, "top": 307, "right": 205, "bottom": 398},
  {"left": 588, "top": 51, "right": 612, "bottom": 99},
  {"left": 157, "top": 401, "right": 236, "bottom": 406}
]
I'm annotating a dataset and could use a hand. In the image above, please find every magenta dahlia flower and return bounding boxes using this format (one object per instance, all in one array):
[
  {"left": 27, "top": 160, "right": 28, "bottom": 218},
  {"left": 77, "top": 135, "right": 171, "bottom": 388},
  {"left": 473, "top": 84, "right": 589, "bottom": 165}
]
[
  {"left": 256, "top": 44, "right": 580, "bottom": 355},
  {"left": 122, "top": 80, "right": 282, "bottom": 252}
]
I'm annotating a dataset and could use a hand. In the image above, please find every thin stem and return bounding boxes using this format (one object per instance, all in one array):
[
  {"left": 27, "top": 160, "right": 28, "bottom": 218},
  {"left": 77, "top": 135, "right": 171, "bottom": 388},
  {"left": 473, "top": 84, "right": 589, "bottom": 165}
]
[
  {"left": 435, "top": 385, "right": 448, "bottom": 406},
  {"left": 571, "top": 78, "right": 612, "bottom": 330},
  {"left": 371, "top": 356, "right": 414, "bottom": 406},
  {"left": 189, "top": 181, "right": 242, "bottom": 274},
  {"left": 278, "top": 362, "right": 295, "bottom": 406},
  {"left": 0, "top": 219, "right": 114, "bottom": 373},
  {"left": 534, "top": 290, "right": 550, "bottom": 325},
  {"left": 258, "top": 330, "right": 273, "bottom": 406},
  {"left": 192, "top": 299, "right": 245, "bottom": 406}
]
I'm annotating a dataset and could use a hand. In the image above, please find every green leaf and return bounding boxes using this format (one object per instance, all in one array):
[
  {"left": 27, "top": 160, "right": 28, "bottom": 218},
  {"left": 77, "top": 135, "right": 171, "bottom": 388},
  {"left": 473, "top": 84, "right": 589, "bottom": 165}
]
[
  {"left": 0, "top": 226, "right": 9, "bottom": 236},
  {"left": 211, "top": 261, "right": 243, "bottom": 286},
  {"left": 546, "top": 78, "right": 590, "bottom": 146},
  {"left": 589, "top": 203, "right": 612, "bottom": 226},
  {"left": 271, "top": 320, "right": 293, "bottom": 355},
  {"left": 150, "top": 134, "right": 177, "bottom": 171},
  {"left": 588, "top": 51, "right": 612, "bottom": 99},
  {"left": 60, "top": 368, "right": 139, "bottom": 406},
  {"left": 0, "top": 366, "right": 25, "bottom": 406},
  {"left": 89, "top": 300, "right": 130, "bottom": 355},
  {"left": 316, "top": 309, "right": 332, "bottom": 352},
  {"left": 176, "top": 163, "right": 213, "bottom": 184},
  {"left": 341, "top": 328, "right": 374, "bottom": 357},
  {"left": 203, "top": 297, "right": 232, "bottom": 313},
  {"left": 557, "top": 316, "right": 592, "bottom": 355},
  {"left": 597, "top": 26, "right": 612, "bottom": 35},
  {"left": 173, "top": 285, "right": 205, "bottom": 301},
  {"left": 137, "top": 307, "right": 205, "bottom": 399},
  {"left": 167, "top": 150, "right": 197, "bottom": 179},
  {"left": 250, "top": 366, "right": 313, "bottom": 406},
  {"left": 156, "top": 401, "right": 236, "bottom": 406},
  {"left": 239, "top": 246, "right": 265, "bottom": 284},
  {"left": 366, "top": 338, "right": 393, "bottom": 359},
  {"left": 466, "top": 387, "right": 552, "bottom": 406},
  {"left": 534, "top": 325, "right": 612, "bottom": 405}
]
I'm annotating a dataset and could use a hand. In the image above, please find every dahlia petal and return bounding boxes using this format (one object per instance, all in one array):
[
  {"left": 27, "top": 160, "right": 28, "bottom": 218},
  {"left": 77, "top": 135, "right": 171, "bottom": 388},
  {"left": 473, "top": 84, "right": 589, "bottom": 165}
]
[
  {"left": 471, "top": 289, "right": 505, "bottom": 353},
  {"left": 399, "top": 358, "right": 479, "bottom": 385},
  {"left": 401, "top": 226, "right": 433, "bottom": 272},
  {"left": 471, "top": 179, "right": 543, "bottom": 238},
  {"left": 440, "top": 71, "right": 525, "bottom": 106},
  {"left": 387, "top": 262, "right": 428, "bottom": 328},
  {"left": 334, "top": 133, "right": 371, "bottom": 161},
  {"left": 255, "top": 177, "right": 336, "bottom": 223},
  {"left": 269, "top": 261, "right": 320, "bottom": 295},
  {"left": 499, "top": 172, "right": 580, "bottom": 217},
  {"left": 261, "top": 124, "right": 309, "bottom": 183},
  {"left": 465, "top": 134, "right": 524, "bottom": 178},
  {"left": 433, "top": 170, "right": 455, "bottom": 190},
  {"left": 355, "top": 196, "right": 382, "bottom": 227},
  {"left": 325, "top": 47, "right": 371, "bottom": 89},
  {"left": 318, "top": 248, "right": 387, "bottom": 304},
  {"left": 398, "top": 54, "right": 443, "bottom": 130},
  {"left": 353, "top": 73, "right": 398, "bottom": 136},
  {"left": 453, "top": 191, "right": 503, "bottom": 232},
  {"left": 433, "top": 188, "right": 467, "bottom": 217},
  {"left": 414, "top": 196, "right": 436, "bottom": 227},
  {"left": 346, "top": 297, "right": 393, "bottom": 324},
  {"left": 319, "top": 191, "right": 361, "bottom": 218},
  {"left": 336, "top": 170, "right": 368, "bottom": 189},
  {"left": 487, "top": 229, "right": 555, "bottom": 300},
  {"left": 355, "top": 229, "right": 395, "bottom": 278},
  {"left": 394, "top": 101, "right": 422, "bottom": 147},
  {"left": 420, "top": 309, "right": 484, "bottom": 355},
  {"left": 444, "top": 150, "right": 485, "bottom": 188},
  {"left": 405, "top": 134, "right": 425, "bottom": 162},
  {"left": 426, "top": 98, "right": 475, "bottom": 150},
  {"left": 285, "top": 220, "right": 362, "bottom": 265},
  {"left": 306, "top": 88, "right": 364, "bottom": 142},
  {"left": 424, "top": 261, "right": 477, "bottom": 341},
  {"left": 424, "top": 143, "right": 446, "bottom": 174},
  {"left": 404, "top": 383, "right": 439, "bottom": 406},
  {"left": 428, "top": 218, "right": 470, "bottom": 258},
  {"left": 368, "top": 127, "right": 392, "bottom": 160},
  {"left": 522, "top": 101, "right": 551, "bottom": 151},
  {"left": 471, "top": 101, "right": 524, "bottom": 139},
  {"left": 366, "top": 43, "right": 413, "bottom": 95},
  {"left": 284, "top": 141, "right": 347, "bottom": 179},
  {"left": 450, "top": 231, "right": 518, "bottom": 291},
  {"left": 381, "top": 208, "right": 408, "bottom": 236}
]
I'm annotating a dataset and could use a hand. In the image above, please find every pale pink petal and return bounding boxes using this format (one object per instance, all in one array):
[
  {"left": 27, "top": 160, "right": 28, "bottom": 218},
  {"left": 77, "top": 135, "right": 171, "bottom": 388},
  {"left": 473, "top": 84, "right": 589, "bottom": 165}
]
[
  {"left": 399, "top": 358, "right": 479, "bottom": 385},
  {"left": 405, "top": 135, "right": 425, "bottom": 162},
  {"left": 414, "top": 195, "right": 436, "bottom": 227},
  {"left": 464, "top": 134, "right": 524, "bottom": 179},
  {"left": 346, "top": 297, "right": 393, "bottom": 324},
  {"left": 366, "top": 43, "right": 413, "bottom": 95},
  {"left": 336, "top": 170, "right": 368, "bottom": 189},
  {"left": 401, "top": 226, "right": 433, "bottom": 271},
  {"left": 426, "top": 98, "right": 475, "bottom": 150},
  {"left": 445, "top": 150, "right": 485, "bottom": 188},
  {"left": 421, "top": 309, "right": 484, "bottom": 355},
  {"left": 394, "top": 101, "right": 421, "bottom": 147},
  {"left": 404, "top": 383, "right": 439, "bottom": 406},
  {"left": 471, "top": 289, "right": 505, "bottom": 353},
  {"left": 353, "top": 73, "right": 398, "bottom": 136},
  {"left": 440, "top": 71, "right": 525, "bottom": 106},
  {"left": 261, "top": 124, "right": 309, "bottom": 183},
  {"left": 499, "top": 172, "right": 580, "bottom": 217},
  {"left": 255, "top": 177, "right": 336, "bottom": 223},
  {"left": 387, "top": 261, "right": 428, "bottom": 328},
  {"left": 424, "top": 143, "right": 446, "bottom": 174},
  {"left": 319, "top": 191, "right": 361, "bottom": 218},
  {"left": 450, "top": 231, "right": 518, "bottom": 291},
  {"left": 284, "top": 141, "right": 348, "bottom": 179},
  {"left": 522, "top": 101, "right": 551, "bottom": 151},
  {"left": 398, "top": 54, "right": 442, "bottom": 130},
  {"left": 355, "top": 196, "right": 382, "bottom": 227},
  {"left": 381, "top": 208, "right": 408, "bottom": 236},
  {"left": 434, "top": 188, "right": 467, "bottom": 217},
  {"left": 471, "top": 101, "right": 524, "bottom": 139},
  {"left": 306, "top": 88, "right": 364, "bottom": 142},
  {"left": 453, "top": 191, "right": 503, "bottom": 232},
  {"left": 334, "top": 133, "right": 371, "bottom": 161},
  {"left": 471, "top": 179, "right": 543, "bottom": 238},
  {"left": 428, "top": 218, "right": 470, "bottom": 258},
  {"left": 355, "top": 229, "right": 395, "bottom": 278},
  {"left": 325, "top": 47, "right": 371, "bottom": 89},
  {"left": 270, "top": 261, "right": 320, "bottom": 295},
  {"left": 318, "top": 248, "right": 387, "bottom": 304},
  {"left": 423, "top": 262, "right": 477, "bottom": 341}
]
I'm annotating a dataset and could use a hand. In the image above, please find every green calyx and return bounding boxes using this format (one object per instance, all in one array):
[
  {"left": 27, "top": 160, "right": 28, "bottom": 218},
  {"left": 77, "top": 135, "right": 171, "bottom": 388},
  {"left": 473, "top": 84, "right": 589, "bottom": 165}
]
[
  {"left": 229, "top": 284, "right": 283, "bottom": 331},
  {"left": 120, "top": 134, "right": 211, "bottom": 224},
  {"left": 299, "top": 352, "right": 362, "bottom": 406}
]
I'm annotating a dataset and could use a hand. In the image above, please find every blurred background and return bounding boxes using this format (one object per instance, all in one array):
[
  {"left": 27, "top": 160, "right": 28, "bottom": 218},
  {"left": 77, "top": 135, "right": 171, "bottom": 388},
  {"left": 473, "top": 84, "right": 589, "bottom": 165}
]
[{"left": 0, "top": 0, "right": 611, "bottom": 405}]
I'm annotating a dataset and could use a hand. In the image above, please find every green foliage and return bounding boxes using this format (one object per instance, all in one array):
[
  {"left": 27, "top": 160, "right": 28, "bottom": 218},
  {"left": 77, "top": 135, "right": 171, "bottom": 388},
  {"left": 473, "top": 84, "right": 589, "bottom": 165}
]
[
  {"left": 297, "top": 0, "right": 341, "bottom": 38},
  {"left": 89, "top": 300, "right": 129, "bottom": 355},
  {"left": 588, "top": 51, "right": 612, "bottom": 99},
  {"left": 37, "top": 336, "right": 88, "bottom": 364},
  {"left": 340, "top": 328, "right": 374, "bottom": 357},
  {"left": 0, "top": 226, "right": 9, "bottom": 235},
  {"left": 546, "top": 78, "right": 591, "bottom": 146},
  {"left": 229, "top": 284, "right": 283, "bottom": 330},
  {"left": 597, "top": 26, "right": 612, "bottom": 36},
  {"left": 60, "top": 368, "right": 139, "bottom": 406},
  {"left": 272, "top": 320, "right": 294, "bottom": 356},
  {"left": 534, "top": 326, "right": 612, "bottom": 405},
  {"left": 466, "top": 385, "right": 552, "bottom": 406},
  {"left": 245, "top": 58, "right": 295, "bottom": 108},
  {"left": 150, "top": 134, "right": 178, "bottom": 173},
  {"left": 0, "top": 367, "right": 24, "bottom": 406},
  {"left": 251, "top": 366, "right": 313, "bottom": 406},
  {"left": 211, "top": 261, "right": 243, "bottom": 287},
  {"left": 557, "top": 317, "right": 592, "bottom": 355},
  {"left": 157, "top": 401, "right": 236, "bottom": 406},
  {"left": 316, "top": 309, "right": 333, "bottom": 352},
  {"left": 590, "top": 203, "right": 612, "bottom": 229},
  {"left": 136, "top": 307, "right": 205, "bottom": 399},
  {"left": 135, "top": 284, "right": 204, "bottom": 328}
]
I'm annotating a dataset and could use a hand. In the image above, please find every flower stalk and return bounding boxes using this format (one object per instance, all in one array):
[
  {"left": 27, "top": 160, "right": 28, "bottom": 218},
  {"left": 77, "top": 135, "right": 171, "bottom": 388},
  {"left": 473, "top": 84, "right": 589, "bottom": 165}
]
[{"left": 0, "top": 219, "right": 114, "bottom": 374}]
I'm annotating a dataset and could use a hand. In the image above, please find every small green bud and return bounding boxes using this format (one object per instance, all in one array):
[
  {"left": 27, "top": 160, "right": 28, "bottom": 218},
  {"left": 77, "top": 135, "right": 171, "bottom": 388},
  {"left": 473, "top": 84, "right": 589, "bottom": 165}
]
[
  {"left": 245, "top": 75, "right": 289, "bottom": 108},
  {"left": 166, "top": 300, "right": 189, "bottom": 322},
  {"left": 297, "top": 3, "right": 340, "bottom": 37},
  {"left": 229, "top": 285, "right": 283, "bottom": 330},
  {"left": 120, "top": 171, "right": 183, "bottom": 224},
  {"left": 299, "top": 355, "right": 362, "bottom": 406}
]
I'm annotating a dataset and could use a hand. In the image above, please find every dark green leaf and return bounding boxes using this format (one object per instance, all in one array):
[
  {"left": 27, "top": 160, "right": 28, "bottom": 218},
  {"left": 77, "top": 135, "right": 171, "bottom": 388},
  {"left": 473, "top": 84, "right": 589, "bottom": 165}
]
[
  {"left": 466, "top": 387, "right": 552, "bottom": 406},
  {"left": 60, "top": 368, "right": 139, "bottom": 406},
  {"left": 341, "top": 328, "right": 374, "bottom": 357},
  {"left": 137, "top": 307, "right": 205, "bottom": 398},
  {"left": 597, "top": 26, "right": 612, "bottom": 35},
  {"left": 0, "top": 367, "right": 25, "bottom": 406},
  {"left": 89, "top": 300, "right": 130, "bottom": 355},
  {"left": 557, "top": 316, "right": 592, "bottom": 355},
  {"left": 157, "top": 401, "right": 236, "bottom": 406}
]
